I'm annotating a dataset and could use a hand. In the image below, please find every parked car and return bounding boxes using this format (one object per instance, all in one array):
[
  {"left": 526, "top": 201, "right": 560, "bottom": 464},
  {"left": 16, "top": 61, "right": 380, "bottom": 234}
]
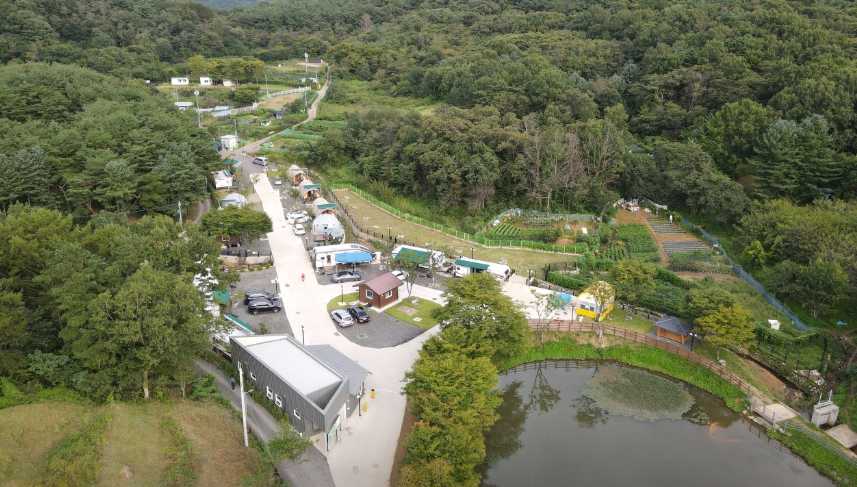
[
  {"left": 391, "top": 269, "right": 408, "bottom": 281},
  {"left": 293, "top": 224, "right": 306, "bottom": 236},
  {"left": 294, "top": 215, "right": 310, "bottom": 224},
  {"left": 248, "top": 298, "right": 281, "bottom": 314},
  {"left": 347, "top": 305, "right": 370, "bottom": 323},
  {"left": 273, "top": 179, "right": 283, "bottom": 186},
  {"left": 252, "top": 156, "right": 268, "bottom": 167},
  {"left": 331, "top": 270, "right": 362, "bottom": 283},
  {"left": 417, "top": 264, "right": 433, "bottom": 278},
  {"left": 244, "top": 290, "right": 276, "bottom": 305},
  {"left": 330, "top": 309, "right": 354, "bottom": 327}
]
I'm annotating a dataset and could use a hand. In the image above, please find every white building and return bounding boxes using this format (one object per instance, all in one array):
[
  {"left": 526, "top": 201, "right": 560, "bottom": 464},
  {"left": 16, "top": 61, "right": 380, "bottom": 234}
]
[
  {"left": 312, "top": 213, "right": 345, "bottom": 244},
  {"left": 223, "top": 79, "right": 234, "bottom": 87},
  {"left": 199, "top": 76, "right": 212, "bottom": 86},
  {"left": 212, "top": 170, "right": 233, "bottom": 190},
  {"left": 174, "top": 101, "right": 194, "bottom": 111},
  {"left": 171, "top": 77, "right": 190, "bottom": 86},
  {"left": 219, "top": 192, "right": 247, "bottom": 209},
  {"left": 220, "top": 134, "right": 239, "bottom": 151}
]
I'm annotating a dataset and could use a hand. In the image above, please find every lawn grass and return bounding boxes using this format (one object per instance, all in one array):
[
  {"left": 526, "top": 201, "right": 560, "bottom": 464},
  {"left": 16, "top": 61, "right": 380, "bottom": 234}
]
[
  {"left": 317, "top": 79, "right": 438, "bottom": 121},
  {"left": 0, "top": 402, "right": 90, "bottom": 485},
  {"left": 386, "top": 296, "right": 441, "bottom": 330},
  {"left": 97, "top": 403, "right": 169, "bottom": 486},
  {"left": 334, "top": 188, "right": 574, "bottom": 273},
  {"left": 503, "top": 336, "right": 746, "bottom": 411},
  {"left": 0, "top": 399, "right": 277, "bottom": 487},
  {"left": 601, "top": 307, "right": 655, "bottom": 334},
  {"left": 769, "top": 420, "right": 857, "bottom": 487},
  {"left": 327, "top": 291, "right": 359, "bottom": 311}
]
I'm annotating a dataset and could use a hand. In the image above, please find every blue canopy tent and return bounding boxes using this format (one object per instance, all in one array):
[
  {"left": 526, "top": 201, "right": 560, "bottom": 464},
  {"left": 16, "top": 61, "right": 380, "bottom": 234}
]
[{"left": 335, "top": 251, "right": 373, "bottom": 265}]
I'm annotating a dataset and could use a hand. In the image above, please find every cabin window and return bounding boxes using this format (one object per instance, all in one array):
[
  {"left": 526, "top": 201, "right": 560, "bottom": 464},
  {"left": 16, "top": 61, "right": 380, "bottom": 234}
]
[
  {"left": 249, "top": 371, "right": 257, "bottom": 381},
  {"left": 384, "top": 290, "right": 393, "bottom": 299},
  {"left": 274, "top": 394, "right": 283, "bottom": 408},
  {"left": 365, "top": 289, "right": 374, "bottom": 299},
  {"left": 294, "top": 409, "right": 302, "bottom": 420},
  {"left": 266, "top": 386, "right": 273, "bottom": 400}
]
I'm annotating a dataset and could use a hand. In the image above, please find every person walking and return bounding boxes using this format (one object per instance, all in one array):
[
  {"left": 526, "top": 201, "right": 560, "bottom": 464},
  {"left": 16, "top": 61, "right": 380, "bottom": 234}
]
[{"left": 301, "top": 272, "right": 305, "bottom": 282}]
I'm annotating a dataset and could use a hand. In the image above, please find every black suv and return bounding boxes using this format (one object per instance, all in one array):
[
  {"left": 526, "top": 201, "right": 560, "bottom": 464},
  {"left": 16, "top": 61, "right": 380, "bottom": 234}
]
[
  {"left": 244, "top": 290, "right": 276, "bottom": 305},
  {"left": 347, "top": 305, "right": 370, "bottom": 323},
  {"left": 248, "top": 298, "right": 282, "bottom": 314}
]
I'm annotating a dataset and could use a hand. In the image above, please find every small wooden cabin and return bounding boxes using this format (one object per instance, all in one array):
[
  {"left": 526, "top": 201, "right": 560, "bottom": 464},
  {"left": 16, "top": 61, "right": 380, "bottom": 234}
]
[{"left": 359, "top": 272, "right": 401, "bottom": 308}]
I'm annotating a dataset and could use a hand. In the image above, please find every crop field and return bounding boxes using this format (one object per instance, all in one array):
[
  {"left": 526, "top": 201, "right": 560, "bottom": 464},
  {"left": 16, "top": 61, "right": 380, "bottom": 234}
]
[{"left": 333, "top": 188, "right": 575, "bottom": 273}]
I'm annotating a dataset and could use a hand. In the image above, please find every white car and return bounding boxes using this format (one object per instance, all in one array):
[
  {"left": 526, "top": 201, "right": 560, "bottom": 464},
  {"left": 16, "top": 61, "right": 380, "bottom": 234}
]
[
  {"left": 293, "top": 224, "right": 306, "bottom": 236},
  {"left": 391, "top": 269, "right": 408, "bottom": 281},
  {"left": 294, "top": 215, "right": 310, "bottom": 224},
  {"left": 273, "top": 179, "right": 283, "bottom": 187}
]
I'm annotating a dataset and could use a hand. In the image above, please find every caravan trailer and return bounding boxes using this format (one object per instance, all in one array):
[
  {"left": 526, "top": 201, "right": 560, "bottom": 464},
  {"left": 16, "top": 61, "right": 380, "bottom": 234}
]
[
  {"left": 453, "top": 257, "right": 511, "bottom": 280},
  {"left": 312, "top": 243, "right": 374, "bottom": 271}
]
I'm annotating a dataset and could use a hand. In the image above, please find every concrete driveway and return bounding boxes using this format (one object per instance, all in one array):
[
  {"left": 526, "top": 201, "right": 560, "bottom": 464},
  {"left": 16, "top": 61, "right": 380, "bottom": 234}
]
[{"left": 251, "top": 172, "right": 443, "bottom": 487}]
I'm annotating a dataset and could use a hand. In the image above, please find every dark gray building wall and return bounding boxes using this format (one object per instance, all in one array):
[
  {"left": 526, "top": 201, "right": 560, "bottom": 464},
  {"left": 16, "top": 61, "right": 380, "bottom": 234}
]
[{"left": 231, "top": 342, "right": 351, "bottom": 436}]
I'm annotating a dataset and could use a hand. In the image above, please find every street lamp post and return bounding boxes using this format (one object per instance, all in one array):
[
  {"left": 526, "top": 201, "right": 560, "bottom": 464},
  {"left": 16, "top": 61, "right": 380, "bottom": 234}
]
[
  {"left": 237, "top": 362, "right": 249, "bottom": 448},
  {"left": 301, "top": 325, "right": 305, "bottom": 345},
  {"left": 193, "top": 90, "right": 202, "bottom": 128}
]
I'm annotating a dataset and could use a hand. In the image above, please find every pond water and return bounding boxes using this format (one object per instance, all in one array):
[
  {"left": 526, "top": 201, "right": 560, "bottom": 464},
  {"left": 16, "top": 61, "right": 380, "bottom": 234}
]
[{"left": 481, "top": 360, "right": 831, "bottom": 487}]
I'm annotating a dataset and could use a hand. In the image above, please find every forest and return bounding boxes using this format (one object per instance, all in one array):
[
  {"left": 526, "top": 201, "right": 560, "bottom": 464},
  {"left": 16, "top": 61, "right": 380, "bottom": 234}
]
[{"left": 1, "top": 0, "right": 855, "bottom": 399}]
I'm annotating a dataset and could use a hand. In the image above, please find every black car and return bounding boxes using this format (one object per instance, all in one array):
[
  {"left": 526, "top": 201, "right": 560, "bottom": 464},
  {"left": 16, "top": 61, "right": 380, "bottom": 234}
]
[
  {"left": 248, "top": 298, "right": 281, "bottom": 314},
  {"left": 331, "top": 270, "right": 362, "bottom": 283},
  {"left": 347, "top": 305, "right": 370, "bottom": 323},
  {"left": 244, "top": 290, "right": 276, "bottom": 305}
]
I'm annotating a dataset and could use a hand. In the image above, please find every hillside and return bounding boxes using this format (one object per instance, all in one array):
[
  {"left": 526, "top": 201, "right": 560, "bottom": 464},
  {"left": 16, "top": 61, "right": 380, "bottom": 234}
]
[{"left": 0, "top": 398, "right": 276, "bottom": 486}]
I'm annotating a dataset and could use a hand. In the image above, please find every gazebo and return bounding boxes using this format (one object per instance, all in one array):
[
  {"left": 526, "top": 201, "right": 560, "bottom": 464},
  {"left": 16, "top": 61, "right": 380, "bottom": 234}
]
[{"left": 654, "top": 316, "right": 694, "bottom": 345}]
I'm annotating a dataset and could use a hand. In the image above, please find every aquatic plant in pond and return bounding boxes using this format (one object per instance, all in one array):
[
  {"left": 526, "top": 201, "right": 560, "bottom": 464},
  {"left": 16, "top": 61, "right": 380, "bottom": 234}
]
[{"left": 582, "top": 365, "right": 694, "bottom": 421}]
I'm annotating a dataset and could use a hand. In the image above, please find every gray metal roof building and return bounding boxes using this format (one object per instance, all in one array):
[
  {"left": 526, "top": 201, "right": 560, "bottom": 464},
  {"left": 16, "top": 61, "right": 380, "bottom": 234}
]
[{"left": 230, "top": 335, "right": 368, "bottom": 445}]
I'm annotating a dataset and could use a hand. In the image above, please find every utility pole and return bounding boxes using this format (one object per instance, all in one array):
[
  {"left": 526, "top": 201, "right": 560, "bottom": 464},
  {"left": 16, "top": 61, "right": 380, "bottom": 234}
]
[
  {"left": 264, "top": 70, "right": 270, "bottom": 97},
  {"left": 194, "top": 90, "right": 201, "bottom": 128},
  {"left": 177, "top": 201, "right": 183, "bottom": 228},
  {"left": 238, "top": 362, "right": 249, "bottom": 448},
  {"left": 304, "top": 52, "right": 309, "bottom": 73}
]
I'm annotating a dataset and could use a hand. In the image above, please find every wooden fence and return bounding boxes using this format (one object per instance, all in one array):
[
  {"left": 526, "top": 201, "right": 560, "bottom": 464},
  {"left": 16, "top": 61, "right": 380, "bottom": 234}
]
[{"left": 528, "top": 319, "right": 758, "bottom": 396}]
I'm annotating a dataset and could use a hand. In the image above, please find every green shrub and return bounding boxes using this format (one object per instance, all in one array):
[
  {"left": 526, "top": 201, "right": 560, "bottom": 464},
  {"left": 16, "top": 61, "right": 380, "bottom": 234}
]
[
  {"left": 768, "top": 423, "right": 857, "bottom": 486},
  {"left": 42, "top": 413, "right": 110, "bottom": 487},
  {"left": 266, "top": 420, "right": 311, "bottom": 461},
  {"left": 546, "top": 271, "right": 593, "bottom": 292},
  {"left": 161, "top": 417, "right": 197, "bottom": 487}
]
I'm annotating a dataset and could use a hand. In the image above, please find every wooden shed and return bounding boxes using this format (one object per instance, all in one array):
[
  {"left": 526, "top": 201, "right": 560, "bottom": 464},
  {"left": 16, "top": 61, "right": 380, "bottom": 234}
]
[
  {"left": 359, "top": 272, "right": 401, "bottom": 308},
  {"left": 655, "top": 316, "right": 693, "bottom": 344}
]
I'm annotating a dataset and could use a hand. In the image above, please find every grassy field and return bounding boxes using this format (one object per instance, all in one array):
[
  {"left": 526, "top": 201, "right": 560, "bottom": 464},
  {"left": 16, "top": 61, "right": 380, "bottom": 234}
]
[
  {"left": 0, "top": 399, "right": 276, "bottom": 487},
  {"left": 327, "top": 292, "right": 359, "bottom": 311},
  {"left": 386, "top": 296, "right": 441, "bottom": 330},
  {"left": 334, "top": 188, "right": 574, "bottom": 273},
  {"left": 600, "top": 308, "right": 655, "bottom": 334},
  {"left": 317, "top": 80, "right": 438, "bottom": 121}
]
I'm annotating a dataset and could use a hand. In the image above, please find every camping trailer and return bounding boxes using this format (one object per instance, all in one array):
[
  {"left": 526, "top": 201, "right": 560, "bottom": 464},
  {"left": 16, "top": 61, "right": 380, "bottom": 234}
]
[
  {"left": 312, "top": 243, "right": 374, "bottom": 271},
  {"left": 391, "top": 245, "right": 445, "bottom": 267},
  {"left": 171, "top": 77, "right": 190, "bottom": 86},
  {"left": 311, "top": 213, "right": 345, "bottom": 244},
  {"left": 453, "top": 257, "right": 511, "bottom": 280}
]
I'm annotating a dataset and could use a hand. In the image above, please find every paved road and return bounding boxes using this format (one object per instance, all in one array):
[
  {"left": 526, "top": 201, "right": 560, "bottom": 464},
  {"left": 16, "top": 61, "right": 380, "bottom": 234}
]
[
  {"left": 251, "top": 172, "right": 443, "bottom": 487},
  {"left": 195, "top": 360, "right": 336, "bottom": 487}
]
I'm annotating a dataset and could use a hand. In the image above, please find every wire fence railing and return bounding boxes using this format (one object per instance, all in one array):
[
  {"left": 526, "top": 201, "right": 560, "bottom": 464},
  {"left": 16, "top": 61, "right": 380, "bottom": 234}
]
[
  {"left": 328, "top": 184, "right": 585, "bottom": 255},
  {"left": 681, "top": 217, "right": 808, "bottom": 331},
  {"left": 528, "top": 320, "right": 758, "bottom": 396}
]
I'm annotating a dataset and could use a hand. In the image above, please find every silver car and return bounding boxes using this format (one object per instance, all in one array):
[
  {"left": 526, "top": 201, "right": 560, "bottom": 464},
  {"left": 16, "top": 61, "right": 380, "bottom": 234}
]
[{"left": 330, "top": 309, "right": 354, "bottom": 327}]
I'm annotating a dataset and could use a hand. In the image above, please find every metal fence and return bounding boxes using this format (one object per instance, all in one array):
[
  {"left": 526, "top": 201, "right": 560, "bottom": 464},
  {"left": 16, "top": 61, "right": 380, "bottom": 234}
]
[
  {"left": 681, "top": 218, "right": 808, "bottom": 331},
  {"left": 528, "top": 320, "right": 758, "bottom": 396},
  {"left": 328, "top": 184, "right": 584, "bottom": 255}
]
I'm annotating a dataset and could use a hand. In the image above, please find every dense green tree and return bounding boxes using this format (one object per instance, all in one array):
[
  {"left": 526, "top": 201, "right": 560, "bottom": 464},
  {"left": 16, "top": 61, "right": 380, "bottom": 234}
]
[
  {"left": 696, "top": 304, "right": 756, "bottom": 360},
  {"left": 201, "top": 206, "right": 272, "bottom": 242},
  {"left": 435, "top": 273, "right": 529, "bottom": 365},
  {"left": 611, "top": 260, "right": 656, "bottom": 303}
]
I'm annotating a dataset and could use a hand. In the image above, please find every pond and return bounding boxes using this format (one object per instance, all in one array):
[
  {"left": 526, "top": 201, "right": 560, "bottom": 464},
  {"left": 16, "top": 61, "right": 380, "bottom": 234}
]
[{"left": 482, "top": 360, "right": 831, "bottom": 487}]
